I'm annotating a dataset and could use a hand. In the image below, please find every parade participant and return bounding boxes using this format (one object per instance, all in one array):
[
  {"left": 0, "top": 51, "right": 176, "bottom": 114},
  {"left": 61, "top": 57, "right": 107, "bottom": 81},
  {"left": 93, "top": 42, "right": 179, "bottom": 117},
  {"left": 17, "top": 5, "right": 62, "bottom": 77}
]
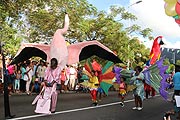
[
  {"left": 43, "top": 58, "right": 61, "bottom": 113},
  {"left": 144, "top": 83, "right": 152, "bottom": 99},
  {"left": 119, "top": 77, "right": 127, "bottom": 107},
  {"left": 89, "top": 70, "right": 99, "bottom": 106},
  {"left": 97, "top": 87, "right": 106, "bottom": 101},
  {"left": 131, "top": 66, "right": 144, "bottom": 111}
]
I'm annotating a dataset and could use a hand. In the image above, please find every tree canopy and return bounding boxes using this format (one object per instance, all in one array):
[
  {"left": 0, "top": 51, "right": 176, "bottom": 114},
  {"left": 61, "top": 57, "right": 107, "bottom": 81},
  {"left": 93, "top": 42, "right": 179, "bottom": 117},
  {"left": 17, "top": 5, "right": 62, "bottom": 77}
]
[{"left": 0, "top": 0, "right": 154, "bottom": 68}]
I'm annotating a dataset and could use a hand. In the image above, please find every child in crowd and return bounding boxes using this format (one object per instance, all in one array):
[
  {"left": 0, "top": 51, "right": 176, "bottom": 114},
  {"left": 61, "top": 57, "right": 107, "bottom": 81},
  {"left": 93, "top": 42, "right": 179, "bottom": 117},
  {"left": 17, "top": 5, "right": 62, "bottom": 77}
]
[
  {"left": 75, "top": 83, "right": 83, "bottom": 93},
  {"left": 14, "top": 70, "right": 21, "bottom": 93},
  {"left": 119, "top": 77, "right": 127, "bottom": 107}
]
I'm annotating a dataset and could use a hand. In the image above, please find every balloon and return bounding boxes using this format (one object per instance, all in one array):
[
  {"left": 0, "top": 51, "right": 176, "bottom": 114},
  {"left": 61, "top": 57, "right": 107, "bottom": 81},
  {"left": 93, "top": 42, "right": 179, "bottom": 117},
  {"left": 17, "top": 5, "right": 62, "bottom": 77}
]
[
  {"left": 164, "top": 0, "right": 177, "bottom": 4},
  {"left": 178, "top": 0, "right": 180, "bottom": 4},
  {"left": 175, "top": 19, "right": 180, "bottom": 24},
  {"left": 176, "top": 2, "right": 180, "bottom": 15},
  {"left": 164, "top": 0, "right": 178, "bottom": 4},
  {"left": 173, "top": 14, "right": 180, "bottom": 19},
  {"left": 164, "top": 3, "right": 168, "bottom": 8},
  {"left": 165, "top": 3, "right": 177, "bottom": 16}
]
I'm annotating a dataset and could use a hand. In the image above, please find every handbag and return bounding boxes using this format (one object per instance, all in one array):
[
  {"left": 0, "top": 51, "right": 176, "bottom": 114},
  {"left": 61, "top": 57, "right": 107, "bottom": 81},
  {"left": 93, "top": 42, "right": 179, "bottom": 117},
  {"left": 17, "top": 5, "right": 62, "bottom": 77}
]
[
  {"left": 32, "top": 87, "right": 45, "bottom": 105},
  {"left": 24, "top": 74, "right": 29, "bottom": 81},
  {"left": 34, "top": 98, "right": 51, "bottom": 114},
  {"left": 34, "top": 86, "right": 55, "bottom": 114}
]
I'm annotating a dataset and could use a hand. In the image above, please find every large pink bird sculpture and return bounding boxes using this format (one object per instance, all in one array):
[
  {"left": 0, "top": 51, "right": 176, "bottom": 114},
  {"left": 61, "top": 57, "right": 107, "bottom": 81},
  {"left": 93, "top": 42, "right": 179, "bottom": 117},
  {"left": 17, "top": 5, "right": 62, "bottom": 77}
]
[{"left": 11, "top": 14, "right": 122, "bottom": 66}]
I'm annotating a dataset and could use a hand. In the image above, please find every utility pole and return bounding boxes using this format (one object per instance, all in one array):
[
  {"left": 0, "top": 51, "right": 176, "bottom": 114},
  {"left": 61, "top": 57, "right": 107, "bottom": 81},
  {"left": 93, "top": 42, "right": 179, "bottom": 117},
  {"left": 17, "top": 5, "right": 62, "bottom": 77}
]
[
  {"left": 172, "top": 50, "right": 176, "bottom": 64},
  {"left": 127, "top": 0, "right": 142, "bottom": 70},
  {"left": 0, "top": 41, "right": 15, "bottom": 119}
]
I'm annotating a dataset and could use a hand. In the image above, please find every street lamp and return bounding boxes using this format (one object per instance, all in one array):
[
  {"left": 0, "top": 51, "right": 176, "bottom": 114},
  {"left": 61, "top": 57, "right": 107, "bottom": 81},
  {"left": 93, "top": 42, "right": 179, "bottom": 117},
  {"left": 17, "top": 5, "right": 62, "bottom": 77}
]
[
  {"left": 127, "top": 0, "right": 142, "bottom": 70},
  {"left": 129, "top": 0, "right": 142, "bottom": 8}
]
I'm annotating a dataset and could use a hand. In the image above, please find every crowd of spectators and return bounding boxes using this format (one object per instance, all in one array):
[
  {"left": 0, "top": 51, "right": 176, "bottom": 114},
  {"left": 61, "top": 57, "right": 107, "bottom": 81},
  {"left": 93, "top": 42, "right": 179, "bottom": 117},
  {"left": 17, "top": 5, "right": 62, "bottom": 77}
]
[{"left": 0, "top": 57, "right": 90, "bottom": 95}]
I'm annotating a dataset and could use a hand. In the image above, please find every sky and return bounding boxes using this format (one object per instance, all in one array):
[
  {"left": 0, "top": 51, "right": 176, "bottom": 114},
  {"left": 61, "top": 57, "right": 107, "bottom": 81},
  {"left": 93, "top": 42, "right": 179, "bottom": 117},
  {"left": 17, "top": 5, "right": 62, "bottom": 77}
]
[{"left": 87, "top": 0, "right": 180, "bottom": 49}]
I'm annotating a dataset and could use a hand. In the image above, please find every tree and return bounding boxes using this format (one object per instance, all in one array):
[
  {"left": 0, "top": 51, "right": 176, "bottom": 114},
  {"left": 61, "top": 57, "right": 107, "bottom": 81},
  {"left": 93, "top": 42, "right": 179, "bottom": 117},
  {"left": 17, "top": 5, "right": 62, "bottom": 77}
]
[{"left": 1, "top": 0, "right": 153, "bottom": 66}]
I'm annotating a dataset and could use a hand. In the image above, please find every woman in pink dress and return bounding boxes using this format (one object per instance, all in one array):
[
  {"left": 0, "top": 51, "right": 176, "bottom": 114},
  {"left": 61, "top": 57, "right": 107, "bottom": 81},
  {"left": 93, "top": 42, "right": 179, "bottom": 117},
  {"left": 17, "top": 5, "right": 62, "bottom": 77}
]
[{"left": 43, "top": 58, "right": 61, "bottom": 113}]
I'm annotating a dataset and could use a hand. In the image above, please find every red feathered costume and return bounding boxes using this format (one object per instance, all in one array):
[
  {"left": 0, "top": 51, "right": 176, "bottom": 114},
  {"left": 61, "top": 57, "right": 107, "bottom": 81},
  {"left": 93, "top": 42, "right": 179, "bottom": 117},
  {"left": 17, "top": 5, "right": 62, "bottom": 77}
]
[
  {"left": 149, "top": 36, "right": 164, "bottom": 65},
  {"left": 146, "top": 36, "right": 164, "bottom": 98}
]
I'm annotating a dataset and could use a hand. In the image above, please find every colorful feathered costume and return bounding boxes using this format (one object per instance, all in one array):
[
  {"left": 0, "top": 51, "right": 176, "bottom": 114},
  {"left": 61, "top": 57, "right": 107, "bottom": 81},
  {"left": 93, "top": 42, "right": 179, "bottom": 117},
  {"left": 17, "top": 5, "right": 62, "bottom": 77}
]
[
  {"left": 146, "top": 36, "right": 165, "bottom": 98},
  {"left": 149, "top": 36, "right": 164, "bottom": 65},
  {"left": 113, "top": 57, "right": 169, "bottom": 100},
  {"left": 143, "top": 57, "right": 170, "bottom": 100},
  {"left": 82, "top": 59, "right": 115, "bottom": 95}
]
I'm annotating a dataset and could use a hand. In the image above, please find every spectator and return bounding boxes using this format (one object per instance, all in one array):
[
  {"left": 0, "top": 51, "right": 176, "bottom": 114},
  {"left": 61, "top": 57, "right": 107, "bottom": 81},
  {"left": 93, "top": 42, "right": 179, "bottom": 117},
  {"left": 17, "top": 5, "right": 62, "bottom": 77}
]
[
  {"left": 25, "top": 60, "right": 33, "bottom": 95},
  {"left": 60, "top": 68, "right": 66, "bottom": 92},
  {"left": 64, "top": 65, "right": 70, "bottom": 92},
  {"left": 69, "top": 65, "right": 77, "bottom": 90},
  {"left": 20, "top": 62, "right": 27, "bottom": 93},
  {"left": 36, "top": 59, "right": 46, "bottom": 90},
  {"left": 172, "top": 65, "right": 180, "bottom": 119},
  {"left": 14, "top": 70, "right": 21, "bottom": 93},
  {"left": 7, "top": 64, "right": 15, "bottom": 94}
]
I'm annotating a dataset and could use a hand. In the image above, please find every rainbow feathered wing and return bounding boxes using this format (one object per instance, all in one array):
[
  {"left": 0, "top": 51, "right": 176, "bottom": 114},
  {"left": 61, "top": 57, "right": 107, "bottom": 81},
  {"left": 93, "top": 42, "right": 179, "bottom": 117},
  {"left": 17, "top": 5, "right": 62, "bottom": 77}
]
[
  {"left": 113, "top": 57, "right": 170, "bottom": 100},
  {"left": 99, "top": 61, "right": 115, "bottom": 95},
  {"left": 143, "top": 57, "right": 170, "bottom": 100},
  {"left": 82, "top": 59, "right": 115, "bottom": 95}
]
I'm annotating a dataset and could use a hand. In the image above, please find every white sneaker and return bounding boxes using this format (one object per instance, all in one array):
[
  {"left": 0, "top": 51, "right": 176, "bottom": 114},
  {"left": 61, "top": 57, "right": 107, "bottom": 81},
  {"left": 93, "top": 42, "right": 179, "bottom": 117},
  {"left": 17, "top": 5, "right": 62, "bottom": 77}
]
[
  {"left": 120, "top": 102, "right": 124, "bottom": 107},
  {"left": 137, "top": 107, "right": 143, "bottom": 111},
  {"left": 132, "top": 107, "right": 138, "bottom": 110}
]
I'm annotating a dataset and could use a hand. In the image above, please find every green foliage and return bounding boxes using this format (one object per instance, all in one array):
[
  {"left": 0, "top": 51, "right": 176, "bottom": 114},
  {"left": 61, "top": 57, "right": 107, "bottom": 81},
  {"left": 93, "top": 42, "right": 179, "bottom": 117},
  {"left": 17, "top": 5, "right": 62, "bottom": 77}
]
[
  {"left": 163, "top": 58, "right": 170, "bottom": 66},
  {"left": 0, "top": 0, "right": 152, "bottom": 66},
  {"left": 176, "top": 60, "right": 180, "bottom": 66}
]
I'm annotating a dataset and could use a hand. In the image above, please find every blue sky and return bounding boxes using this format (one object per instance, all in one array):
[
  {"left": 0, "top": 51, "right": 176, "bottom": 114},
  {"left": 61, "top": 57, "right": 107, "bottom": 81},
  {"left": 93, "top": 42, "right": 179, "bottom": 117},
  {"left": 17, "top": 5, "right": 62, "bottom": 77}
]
[
  {"left": 87, "top": 0, "right": 180, "bottom": 49},
  {"left": 87, "top": 0, "right": 129, "bottom": 10}
]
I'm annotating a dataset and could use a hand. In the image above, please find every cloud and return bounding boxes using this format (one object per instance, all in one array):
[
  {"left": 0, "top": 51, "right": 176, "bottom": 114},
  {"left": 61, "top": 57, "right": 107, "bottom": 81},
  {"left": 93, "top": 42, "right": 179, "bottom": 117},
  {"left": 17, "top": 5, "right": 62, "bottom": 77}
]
[
  {"left": 129, "top": 0, "right": 180, "bottom": 48},
  {"left": 139, "top": 35, "right": 180, "bottom": 49}
]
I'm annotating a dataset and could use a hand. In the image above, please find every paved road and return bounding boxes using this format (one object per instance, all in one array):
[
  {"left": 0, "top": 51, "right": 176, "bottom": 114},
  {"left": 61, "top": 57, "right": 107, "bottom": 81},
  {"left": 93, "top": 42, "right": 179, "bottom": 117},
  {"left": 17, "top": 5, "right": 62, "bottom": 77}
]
[{"left": 0, "top": 91, "right": 176, "bottom": 120}]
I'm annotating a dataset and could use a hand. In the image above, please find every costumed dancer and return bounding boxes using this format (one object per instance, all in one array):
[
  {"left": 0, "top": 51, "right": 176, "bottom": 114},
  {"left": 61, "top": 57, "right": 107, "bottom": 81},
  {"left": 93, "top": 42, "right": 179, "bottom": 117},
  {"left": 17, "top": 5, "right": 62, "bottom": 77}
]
[
  {"left": 97, "top": 86, "right": 106, "bottom": 101},
  {"left": 89, "top": 70, "right": 99, "bottom": 106},
  {"left": 41, "top": 58, "right": 61, "bottom": 113},
  {"left": 149, "top": 36, "right": 164, "bottom": 65},
  {"left": 131, "top": 66, "right": 144, "bottom": 111},
  {"left": 91, "top": 59, "right": 106, "bottom": 101},
  {"left": 119, "top": 77, "right": 127, "bottom": 107},
  {"left": 146, "top": 36, "right": 164, "bottom": 97}
]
